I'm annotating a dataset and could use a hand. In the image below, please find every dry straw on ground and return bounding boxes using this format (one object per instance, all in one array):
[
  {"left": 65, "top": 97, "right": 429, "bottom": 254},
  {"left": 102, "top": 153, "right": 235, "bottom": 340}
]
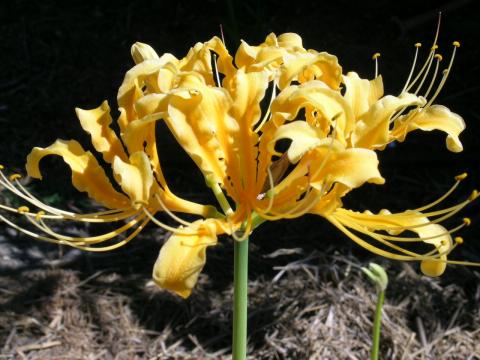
[{"left": 1, "top": 227, "right": 479, "bottom": 360}]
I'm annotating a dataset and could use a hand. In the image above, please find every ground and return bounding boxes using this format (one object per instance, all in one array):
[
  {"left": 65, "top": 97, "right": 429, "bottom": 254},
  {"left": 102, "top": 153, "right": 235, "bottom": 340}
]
[{"left": 1, "top": 0, "right": 480, "bottom": 359}]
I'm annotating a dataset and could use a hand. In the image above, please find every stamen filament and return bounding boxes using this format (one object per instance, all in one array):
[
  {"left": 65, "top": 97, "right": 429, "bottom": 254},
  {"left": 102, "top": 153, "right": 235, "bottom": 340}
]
[
  {"left": 400, "top": 43, "right": 421, "bottom": 94},
  {"left": 141, "top": 207, "right": 201, "bottom": 235},
  {"left": 423, "top": 54, "right": 442, "bottom": 99},
  {"left": 426, "top": 42, "right": 458, "bottom": 107},
  {"left": 154, "top": 193, "right": 194, "bottom": 227}
]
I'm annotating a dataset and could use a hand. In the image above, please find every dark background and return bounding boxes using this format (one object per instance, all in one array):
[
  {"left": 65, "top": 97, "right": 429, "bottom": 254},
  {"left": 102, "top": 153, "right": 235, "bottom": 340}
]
[{"left": 1, "top": 0, "right": 479, "bottom": 261}]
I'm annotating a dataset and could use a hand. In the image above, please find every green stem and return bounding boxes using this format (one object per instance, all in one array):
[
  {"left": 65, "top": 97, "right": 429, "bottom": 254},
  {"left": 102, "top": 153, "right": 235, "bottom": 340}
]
[
  {"left": 371, "top": 290, "right": 384, "bottom": 360},
  {"left": 233, "top": 236, "right": 249, "bottom": 360}
]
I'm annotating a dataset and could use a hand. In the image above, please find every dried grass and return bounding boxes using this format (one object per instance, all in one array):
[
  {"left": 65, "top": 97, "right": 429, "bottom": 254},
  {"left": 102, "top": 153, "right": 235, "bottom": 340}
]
[{"left": 1, "top": 238, "right": 479, "bottom": 360}]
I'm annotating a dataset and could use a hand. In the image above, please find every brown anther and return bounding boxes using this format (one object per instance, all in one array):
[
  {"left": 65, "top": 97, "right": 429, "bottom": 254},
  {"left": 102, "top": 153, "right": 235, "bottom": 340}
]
[
  {"left": 17, "top": 206, "right": 30, "bottom": 214},
  {"left": 9, "top": 174, "right": 22, "bottom": 181},
  {"left": 455, "top": 173, "right": 467, "bottom": 181}
]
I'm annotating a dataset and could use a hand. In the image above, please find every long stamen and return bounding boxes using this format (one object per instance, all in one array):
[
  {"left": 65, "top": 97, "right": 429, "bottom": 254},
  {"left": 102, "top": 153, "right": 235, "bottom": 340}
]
[
  {"left": 329, "top": 215, "right": 471, "bottom": 264},
  {"left": 426, "top": 41, "right": 460, "bottom": 107},
  {"left": 335, "top": 211, "right": 468, "bottom": 243},
  {"left": 62, "top": 218, "right": 149, "bottom": 252},
  {"left": 0, "top": 214, "right": 66, "bottom": 245},
  {"left": 141, "top": 206, "right": 201, "bottom": 235},
  {"left": 14, "top": 179, "right": 133, "bottom": 221},
  {"left": 154, "top": 193, "right": 194, "bottom": 227},
  {"left": 0, "top": 203, "right": 62, "bottom": 219},
  {"left": 26, "top": 213, "right": 145, "bottom": 245},
  {"left": 327, "top": 216, "right": 426, "bottom": 261},
  {"left": 404, "top": 14, "right": 441, "bottom": 93},
  {"left": 255, "top": 167, "right": 276, "bottom": 214},
  {"left": 415, "top": 173, "right": 466, "bottom": 212},
  {"left": 0, "top": 170, "right": 133, "bottom": 222},
  {"left": 413, "top": 45, "right": 437, "bottom": 95},
  {"left": 400, "top": 43, "right": 422, "bottom": 93},
  {"left": 423, "top": 54, "right": 442, "bottom": 99},
  {"left": 372, "top": 53, "right": 380, "bottom": 78}
]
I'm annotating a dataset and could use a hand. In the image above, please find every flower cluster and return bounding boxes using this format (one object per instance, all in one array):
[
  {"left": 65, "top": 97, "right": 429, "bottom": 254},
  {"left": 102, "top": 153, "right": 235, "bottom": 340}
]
[{"left": 0, "top": 32, "right": 476, "bottom": 298}]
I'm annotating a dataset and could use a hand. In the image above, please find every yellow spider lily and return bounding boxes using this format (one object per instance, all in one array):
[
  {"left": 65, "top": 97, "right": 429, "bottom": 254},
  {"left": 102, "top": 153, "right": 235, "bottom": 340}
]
[
  {"left": 0, "top": 97, "right": 219, "bottom": 250},
  {"left": 1, "top": 32, "right": 477, "bottom": 299},
  {"left": 124, "top": 31, "right": 477, "bottom": 296},
  {"left": 265, "top": 30, "right": 475, "bottom": 276}
]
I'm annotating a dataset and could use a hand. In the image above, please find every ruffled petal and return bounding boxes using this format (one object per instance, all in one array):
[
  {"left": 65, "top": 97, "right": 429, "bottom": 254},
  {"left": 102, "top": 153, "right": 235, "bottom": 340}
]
[
  {"left": 226, "top": 69, "right": 269, "bottom": 199},
  {"left": 112, "top": 151, "right": 154, "bottom": 206},
  {"left": 342, "top": 72, "right": 384, "bottom": 119},
  {"left": 76, "top": 100, "right": 128, "bottom": 164},
  {"left": 308, "top": 146, "right": 385, "bottom": 189},
  {"left": 278, "top": 51, "right": 342, "bottom": 90},
  {"left": 152, "top": 219, "right": 221, "bottom": 298},
  {"left": 352, "top": 92, "right": 425, "bottom": 149},
  {"left": 26, "top": 140, "right": 129, "bottom": 209},
  {"left": 268, "top": 121, "right": 334, "bottom": 163},
  {"left": 166, "top": 73, "right": 235, "bottom": 186},
  {"left": 392, "top": 105, "right": 465, "bottom": 152},
  {"left": 117, "top": 56, "right": 180, "bottom": 132},
  {"left": 131, "top": 42, "right": 160, "bottom": 64},
  {"left": 270, "top": 81, "right": 354, "bottom": 145}
]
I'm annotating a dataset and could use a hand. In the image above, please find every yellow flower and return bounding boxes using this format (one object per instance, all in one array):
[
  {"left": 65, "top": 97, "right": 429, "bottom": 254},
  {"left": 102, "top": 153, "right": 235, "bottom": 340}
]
[
  {"left": 0, "top": 99, "right": 217, "bottom": 252},
  {"left": 265, "top": 35, "right": 474, "bottom": 276},
  {"left": 152, "top": 218, "right": 227, "bottom": 298},
  {"left": 1, "top": 32, "right": 477, "bottom": 299}
]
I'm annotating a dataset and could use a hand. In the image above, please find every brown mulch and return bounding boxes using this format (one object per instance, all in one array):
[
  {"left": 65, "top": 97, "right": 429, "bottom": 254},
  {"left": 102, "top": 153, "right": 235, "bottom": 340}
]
[{"left": 1, "top": 239, "right": 479, "bottom": 360}]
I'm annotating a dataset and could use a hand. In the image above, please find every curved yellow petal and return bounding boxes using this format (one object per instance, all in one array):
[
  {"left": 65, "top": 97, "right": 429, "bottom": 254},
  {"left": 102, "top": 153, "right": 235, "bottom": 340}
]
[
  {"left": 342, "top": 72, "right": 384, "bottom": 119},
  {"left": 167, "top": 73, "right": 235, "bottom": 187},
  {"left": 268, "top": 121, "right": 333, "bottom": 163},
  {"left": 180, "top": 37, "right": 236, "bottom": 85},
  {"left": 26, "top": 140, "right": 129, "bottom": 209},
  {"left": 112, "top": 151, "right": 154, "bottom": 206},
  {"left": 152, "top": 219, "right": 221, "bottom": 298},
  {"left": 309, "top": 146, "right": 385, "bottom": 189},
  {"left": 76, "top": 100, "right": 128, "bottom": 164},
  {"left": 117, "top": 57, "right": 180, "bottom": 131},
  {"left": 392, "top": 105, "right": 465, "bottom": 152},
  {"left": 270, "top": 81, "right": 354, "bottom": 145},
  {"left": 278, "top": 51, "right": 342, "bottom": 90},
  {"left": 235, "top": 38, "right": 283, "bottom": 72},
  {"left": 333, "top": 208, "right": 452, "bottom": 276},
  {"left": 352, "top": 92, "right": 425, "bottom": 149},
  {"left": 131, "top": 42, "right": 160, "bottom": 64},
  {"left": 227, "top": 69, "right": 269, "bottom": 200}
]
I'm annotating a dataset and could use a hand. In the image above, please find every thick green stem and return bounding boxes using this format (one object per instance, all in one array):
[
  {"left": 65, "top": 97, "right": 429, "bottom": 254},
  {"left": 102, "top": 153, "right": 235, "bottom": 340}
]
[
  {"left": 371, "top": 290, "right": 384, "bottom": 360},
  {"left": 233, "top": 236, "right": 249, "bottom": 360}
]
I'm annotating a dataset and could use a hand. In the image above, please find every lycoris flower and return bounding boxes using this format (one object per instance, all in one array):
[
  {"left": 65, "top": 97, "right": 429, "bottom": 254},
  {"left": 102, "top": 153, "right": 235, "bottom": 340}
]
[{"left": 0, "top": 31, "right": 477, "bottom": 299}]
